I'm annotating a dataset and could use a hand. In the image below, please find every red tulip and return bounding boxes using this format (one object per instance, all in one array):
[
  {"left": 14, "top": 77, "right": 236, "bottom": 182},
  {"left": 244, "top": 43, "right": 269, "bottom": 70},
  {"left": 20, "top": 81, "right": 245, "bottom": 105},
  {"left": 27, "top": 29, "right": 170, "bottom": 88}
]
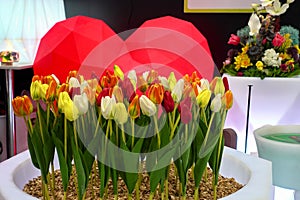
[
  {"left": 228, "top": 34, "right": 240, "bottom": 45},
  {"left": 162, "top": 91, "right": 175, "bottom": 113}
]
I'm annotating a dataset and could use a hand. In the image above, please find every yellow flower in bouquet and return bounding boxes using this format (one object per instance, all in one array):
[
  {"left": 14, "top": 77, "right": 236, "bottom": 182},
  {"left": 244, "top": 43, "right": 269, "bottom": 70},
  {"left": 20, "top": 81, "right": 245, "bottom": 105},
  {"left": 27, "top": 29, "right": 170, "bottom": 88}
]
[{"left": 222, "top": 0, "right": 300, "bottom": 79}]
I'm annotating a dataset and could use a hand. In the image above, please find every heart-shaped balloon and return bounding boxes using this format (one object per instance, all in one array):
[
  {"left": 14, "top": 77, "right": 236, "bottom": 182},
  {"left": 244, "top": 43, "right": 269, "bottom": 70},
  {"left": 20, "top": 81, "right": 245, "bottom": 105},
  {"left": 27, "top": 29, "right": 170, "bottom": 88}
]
[{"left": 34, "top": 15, "right": 216, "bottom": 82}]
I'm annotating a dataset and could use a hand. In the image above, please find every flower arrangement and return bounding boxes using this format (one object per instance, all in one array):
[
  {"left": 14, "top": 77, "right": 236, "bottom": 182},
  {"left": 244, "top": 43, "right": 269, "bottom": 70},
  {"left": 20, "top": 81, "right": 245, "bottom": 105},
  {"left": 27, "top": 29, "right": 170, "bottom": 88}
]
[
  {"left": 12, "top": 65, "right": 232, "bottom": 200},
  {"left": 221, "top": 0, "right": 300, "bottom": 79},
  {"left": 0, "top": 51, "right": 19, "bottom": 64}
]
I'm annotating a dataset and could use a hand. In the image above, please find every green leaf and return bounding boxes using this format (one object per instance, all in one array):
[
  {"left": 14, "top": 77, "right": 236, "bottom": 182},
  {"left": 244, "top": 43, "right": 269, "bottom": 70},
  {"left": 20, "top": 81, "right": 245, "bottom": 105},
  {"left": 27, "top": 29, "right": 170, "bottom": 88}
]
[
  {"left": 27, "top": 133, "right": 39, "bottom": 169},
  {"left": 71, "top": 139, "right": 86, "bottom": 200},
  {"left": 194, "top": 152, "right": 212, "bottom": 187},
  {"left": 52, "top": 133, "right": 71, "bottom": 191},
  {"left": 209, "top": 136, "right": 225, "bottom": 186},
  {"left": 149, "top": 167, "right": 166, "bottom": 192}
]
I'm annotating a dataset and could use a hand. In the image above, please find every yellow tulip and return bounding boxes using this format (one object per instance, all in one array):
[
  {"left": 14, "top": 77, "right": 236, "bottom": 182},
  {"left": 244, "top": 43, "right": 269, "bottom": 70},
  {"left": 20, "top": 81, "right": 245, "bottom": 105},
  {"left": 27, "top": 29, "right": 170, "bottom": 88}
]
[
  {"left": 196, "top": 89, "right": 211, "bottom": 108},
  {"left": 128, "top": 95, "right": 140, "bottom": 119},
  {"left": 114, "top": 65, "right": 124, "bottom": 80},
  {"left": 58, "top": 91, "right": 78, "bottom": 121}
]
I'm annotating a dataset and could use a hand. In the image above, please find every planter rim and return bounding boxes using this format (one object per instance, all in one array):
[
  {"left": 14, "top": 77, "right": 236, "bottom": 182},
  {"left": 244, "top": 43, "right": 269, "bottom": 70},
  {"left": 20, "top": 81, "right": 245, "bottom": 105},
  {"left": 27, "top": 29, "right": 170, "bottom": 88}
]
[
  {"left": 223, "top": 73, "right": 300, "bottom": 80},
  {"left": 254, "top": 124, "right": 300, "bottom": 148},
  {"left": 0, "top": 147, "right": 272, "bottom": 200}
]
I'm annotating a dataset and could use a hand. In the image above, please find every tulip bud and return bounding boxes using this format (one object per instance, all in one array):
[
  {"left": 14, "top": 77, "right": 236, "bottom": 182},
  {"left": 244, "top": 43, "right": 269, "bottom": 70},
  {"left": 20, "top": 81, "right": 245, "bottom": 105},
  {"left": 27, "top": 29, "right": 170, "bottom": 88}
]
[
  {"left": 137, "top": 75, "right": 148, "bottom": 92},
  {"left": 210, "top": 94, "right": 222, "bottom": 112},
  {"left": 147, "top": 83, "right": 164, "bottom": 104},
  {"left": 12, "top": 95, "right": 33, "bottom": 117},
  {"left": 200, "top": 78, "right": 210, "bottom": 90},
  {"left": 101, "top": 95, "right": 116, "bottom": 119},
  {"left": 30, "top": 80, "right": 42, "bottom": 101},
  {"left": 171, "top": 79, "right": 184, "bottom": 103},
  {"left": 114, "top": 65, "right": 124, "bottom": 80},
  {"left": 57, "top": 83, "right": 69, "bottom": 97},
  {"left": 66, "top": 70, "right": 78, "bottom": 83},
  {"left": 210, "top": 77, "right": 225, "bottom": 95},
  {"left": 146, "top": 70, "right": 158, "bottom": 83},
  {"left": 128, "top": 95, "right": 140, "bottom": 119},
  {"left": 68, "top": 77, "right": 81, "bottom": 90},
  {"left": 112, "top": 85, "right": 124, "bottom": 103},
  {"left": 96, "top": 88, "right": 111, "bottom": 107},
  {"left": 158, "top": 76, "right": 170, "bottom": 90},
  {"left": 180, "top": 104, "right": 192, "bottom": 124},
  {"left": 162, "top": 91, "right": 175, "bottom": 113},
  {"left": 127, "top": 70, "right": 137, "bottom": 88},
  {"left": 119, "top": 77, "right": 135, "bottom": 100},
  {"left": 113, "top": 103, "right": 128, "bottom": 124},
  {"left": 222, "top": 77, "right": 229, "bottom": 92},
  {"left": 139, "top": 95, "right": 157, "bottom": 117},
  {"left": 222, "top": 90, "right": 233, "bottom": 110},
  {"left": 58, "top": 91, "right": 79, "bottom": 121},
  {"left": 74, "top": 93, "right": 89, "bottom": 115},
  {"left": 100, "top": 70, "right": 118, "bottom": 88},
  {"left": 32, "top": 75, "right": 41, "bottom": 83},
  {"left": 45, "top": 80, "right": 57, "bottom": 102},
  {"left": 168, "top": 72, "right": 177, "bottom": 91},
  {"left": 196, "top": 89, "right": 211, "bottom": 108}
]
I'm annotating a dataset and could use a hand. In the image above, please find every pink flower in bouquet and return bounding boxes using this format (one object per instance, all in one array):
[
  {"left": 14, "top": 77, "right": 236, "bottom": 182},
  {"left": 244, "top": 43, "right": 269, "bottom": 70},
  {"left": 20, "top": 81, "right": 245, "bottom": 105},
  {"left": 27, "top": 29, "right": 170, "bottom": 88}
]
[
  {"left": 228, "top": 34, "right": 240, "bottom": 45},
  {"left": 272, "top": 33, "right": 285, "bottom": 47}
]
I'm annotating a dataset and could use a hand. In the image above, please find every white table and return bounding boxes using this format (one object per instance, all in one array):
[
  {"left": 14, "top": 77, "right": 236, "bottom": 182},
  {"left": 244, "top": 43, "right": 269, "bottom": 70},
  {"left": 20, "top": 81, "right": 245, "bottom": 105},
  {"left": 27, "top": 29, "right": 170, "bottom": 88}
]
[{"left": 0, "top": 63, "right": 32, "bottom": 158}]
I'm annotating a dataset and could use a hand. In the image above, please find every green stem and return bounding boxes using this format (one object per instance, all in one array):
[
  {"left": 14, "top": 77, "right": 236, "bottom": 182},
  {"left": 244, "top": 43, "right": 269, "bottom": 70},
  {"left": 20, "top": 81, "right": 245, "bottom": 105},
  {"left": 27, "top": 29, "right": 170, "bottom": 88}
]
[
  {"left": 46, "top": 104, "right": 50, "bottom": 127},
  {"left": 63, "top": 191, "right": 67, "bottom": 200},
  {"left": 121, "top": 124, "right": 126, "bottom": 144},
  {"left": 51, "top": 162, "right": 56, "bottom": 199},
  {"left": 128, "top": 193, "right": 132, "bottom": 200},
  {"left": 165, "top": 179, "right": 169, "bottom": 200},
  {"left": 213, "top": 184, "right": 217, "bottom": 200},
  {"left": 153, "top": 116, "right": 160, "bottom": 148},
  {"left": 73, "top": 120, "right": 78, "bottom": 151},
  {"left": 131, "top": 118, "right": 135, "bottom": 149},
  {"left": 170, "top": 115, "right": 181, "bottom": 140}
]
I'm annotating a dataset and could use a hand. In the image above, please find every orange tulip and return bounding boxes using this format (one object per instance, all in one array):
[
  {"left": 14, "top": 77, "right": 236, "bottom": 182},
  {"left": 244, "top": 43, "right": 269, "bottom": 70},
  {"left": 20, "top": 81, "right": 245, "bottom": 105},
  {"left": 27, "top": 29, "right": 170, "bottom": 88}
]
[
  {"left": 222, "top": 90, "right": 233, "bottom": 110},
  {"left": 128, "top": 95, "right": 140, "bottom": 119},
  {"left": 45, "top": 80, "right": 57, "bottom": 102},
  {"left": 100, "top": 70, "right": 118, "bottom": 88},
  {"left": 12, "top": 95, "right": 33, "bottom": 117},
  {"left": 32, "top": 75, "right": 41, "bottom": 83},
  {"left": 57, "top": 83, "right": 69, "bottom": 97},
  {"left": 66, "top": 70, "right": 78, "bottom": 83},
  {"left": 147, "top": 83, "right": 164, "bottom": 104}
]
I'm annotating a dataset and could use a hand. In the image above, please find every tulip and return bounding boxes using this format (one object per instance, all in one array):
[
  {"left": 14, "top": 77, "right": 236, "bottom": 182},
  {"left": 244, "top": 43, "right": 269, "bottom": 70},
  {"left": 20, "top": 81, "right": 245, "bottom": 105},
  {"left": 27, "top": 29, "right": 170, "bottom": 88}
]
[
  {"left": 101, "top": 95, "right": 116, "bottom": 119},
  {"left": 158, "top": 76, "right": 170, "bottom": 90},
  {"left": 127, "top": 70, "right": 137, "bottom": 88},
  {"left": 66, "top": 70, "right": 78, "bottom": 83},
  {"left": 128, "top": 94, "right": 140, "bottom": 119},
  {"left": 222, "top": 77, "right": 230, "bottom": 92},
  {"left": 200, "top": 78, "right": 210, "bottom": 90},
  {"left": 180, "top": 104, "right": 192, "bottom": 124},
  {"left": 210, "top": 77, "right": 225, "bottom": 95},
  {"left": 32, "top": 75, "right": 41, "bottom": 83},
  {"left": 168, "top": 72, "right": 177, "bottom": 91},
  {"left": 30, "top": 80, "right": 42, "bottom": 101},
  {"left": 57, "top": 83, "right": 69, "bottom": 97},
  {"left": 96, "top": 88, "right": 111, "bottom": 106},
  {"left": 210, "top": 94, "right": 222, "bottom": 112},
  {"left": 68, "top": 77, "right": 81, "bottom": 90},
  {"left": 196, "top": 89, "right": 211, "bottom": 108},
  {"left": 139, "top": 95, "right": 157, "bottom": 117},
  {"left": 119, "top": 77, "right": 135, "bottom": 100},
  {"left": 137, "top": 75, "right": 148, "bottom": 92},
  {"left": 58, "top": 91, "right": 79, "bottom": 121},
  {"left": 162, "top": 91, "right": 175, "bottom": 113},
  {"left": 146, "top": 70, "right": 158, "bottom": 83},
  {"left": 74, "top": 93, "right": 89, "bottom": 115},
  {"left": 100, "top": 69, "right": 118, "bottom": 88},
  {"left": 171, "top": 79, "right": 184, "bottom": 103},
  {"left": 228, "top": 34, "right": 240, "bottom": 46},
  {"left": 222, "top": 90, "right": 233, "bottom": 110},
  {"left": 45, "top": 80, "right": 57, "bottom": 102},
  {"left": 113, "top": 103, "right": 128, "bottom": 124},
  {"left": 114, "top": 65, "right": 124, "bottom": 80},
  {"left": 12, "top": 95, "right": 33, "bottom": 117},
  {"left": 147, "top": 83, "right": 164, "bottom": 104},
  {"left": 83, "top": 84, "right": 96, "bottom": 105},
  {"left": 112, "top": 85, "right": 124, "bottom": 103}
]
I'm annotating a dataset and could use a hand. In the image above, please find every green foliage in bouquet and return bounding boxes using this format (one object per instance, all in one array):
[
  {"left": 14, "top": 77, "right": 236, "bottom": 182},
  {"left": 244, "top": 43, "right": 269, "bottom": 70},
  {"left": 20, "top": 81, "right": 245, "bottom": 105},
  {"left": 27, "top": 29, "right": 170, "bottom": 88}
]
[
  {"left": 221, "top": 0, "right": 300, "bottom": 79},
  {"left": 12, "top": 65, "right": 233, "bottom": 200}
]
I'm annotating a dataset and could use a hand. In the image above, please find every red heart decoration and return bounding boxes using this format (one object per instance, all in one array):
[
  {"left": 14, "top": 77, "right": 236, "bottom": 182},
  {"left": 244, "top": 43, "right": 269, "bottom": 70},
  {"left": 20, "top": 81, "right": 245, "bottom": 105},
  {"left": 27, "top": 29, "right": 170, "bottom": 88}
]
[{"left": 34, "top": 15, "right": 215, "bottom": 82}]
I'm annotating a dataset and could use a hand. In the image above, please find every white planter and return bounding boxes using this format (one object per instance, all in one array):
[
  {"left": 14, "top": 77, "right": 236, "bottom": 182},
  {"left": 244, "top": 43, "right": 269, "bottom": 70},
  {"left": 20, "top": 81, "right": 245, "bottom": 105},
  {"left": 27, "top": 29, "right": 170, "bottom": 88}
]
[
  {"left": 254, "top": 124, "right": 300, "bottom": 198},
  {"left": 0, "top": 147, "right": 272, "bottom": 200},
  {"left": 223, "top": 74, "right": 300, "bottom": 153}
]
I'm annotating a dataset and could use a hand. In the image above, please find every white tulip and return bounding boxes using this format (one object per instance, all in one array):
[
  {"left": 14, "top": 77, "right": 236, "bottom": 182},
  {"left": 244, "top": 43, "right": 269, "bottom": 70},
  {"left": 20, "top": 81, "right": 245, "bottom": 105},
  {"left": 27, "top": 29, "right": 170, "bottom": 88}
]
[
  {"left": 113, "top": 103, "right": 128, "bottom": 124},
  {"left": 210, "top": 94, "right": 222, "bottom": 113},
  {"left": 127, "top": 70, "right": 137, "bottom": 87},
  {"left": 171, "top": 79, "right": 184, "bottom": 103},
  {"left": 101, "top": 95, "right": 116, "bottom": 119},
  {"left": 158, "top": 76, "right": 170, "bottom": 90},
  {"left": 139, "top": 95, "right": 157, "bottom": 117},
  {"left": 68, "top": 77, "right": 80, "bottom": 90},
  {"left": 73, "top": 93, "right": 89, "bottom": 115},
  {"left": 200, "top": 78, "right": 210, "bottom": 90}
]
